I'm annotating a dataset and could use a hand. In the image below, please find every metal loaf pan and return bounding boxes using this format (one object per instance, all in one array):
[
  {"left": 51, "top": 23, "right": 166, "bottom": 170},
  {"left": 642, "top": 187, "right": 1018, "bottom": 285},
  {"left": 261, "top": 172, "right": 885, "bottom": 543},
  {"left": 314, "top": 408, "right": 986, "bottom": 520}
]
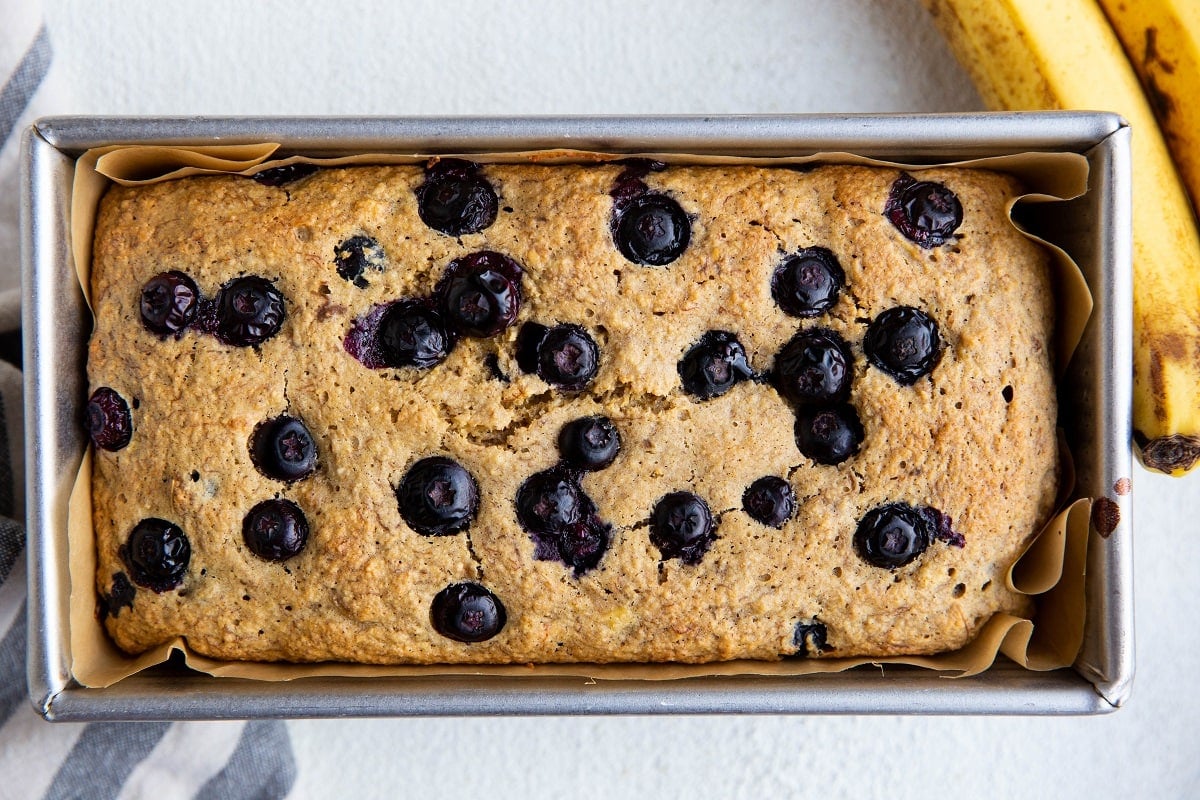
[{"left": 21, "top": 114, "right": 1133, "bottom": 719}]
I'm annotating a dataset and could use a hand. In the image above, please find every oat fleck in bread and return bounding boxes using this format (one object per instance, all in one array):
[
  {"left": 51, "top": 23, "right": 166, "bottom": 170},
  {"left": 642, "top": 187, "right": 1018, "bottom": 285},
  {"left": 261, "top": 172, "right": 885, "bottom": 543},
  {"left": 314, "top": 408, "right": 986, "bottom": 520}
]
[{"left": 86, "top": 160, "right": 1058, "bottom": 664}]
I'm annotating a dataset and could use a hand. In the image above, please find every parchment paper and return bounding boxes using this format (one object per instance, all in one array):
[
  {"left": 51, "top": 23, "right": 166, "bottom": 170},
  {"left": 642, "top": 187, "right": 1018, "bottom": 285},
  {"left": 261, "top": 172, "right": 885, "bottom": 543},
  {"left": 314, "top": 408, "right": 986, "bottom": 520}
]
[{"left": 67, "top": 144, "right": 1094, "bottom": 687}]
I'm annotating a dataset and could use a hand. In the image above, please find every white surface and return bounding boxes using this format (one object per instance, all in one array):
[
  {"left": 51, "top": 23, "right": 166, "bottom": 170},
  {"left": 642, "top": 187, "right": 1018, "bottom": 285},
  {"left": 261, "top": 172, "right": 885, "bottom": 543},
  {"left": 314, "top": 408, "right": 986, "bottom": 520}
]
[{"left": 38, "top": 0, "right": 1200, "bottom": 797}]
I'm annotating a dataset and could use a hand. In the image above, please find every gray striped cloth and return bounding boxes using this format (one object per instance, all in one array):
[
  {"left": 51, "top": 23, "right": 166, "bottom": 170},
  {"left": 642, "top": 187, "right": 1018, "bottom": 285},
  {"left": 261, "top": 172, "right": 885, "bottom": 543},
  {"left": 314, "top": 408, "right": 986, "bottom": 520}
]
[{"left": 0, "top": 3, "right": 298, "bottom": 797}]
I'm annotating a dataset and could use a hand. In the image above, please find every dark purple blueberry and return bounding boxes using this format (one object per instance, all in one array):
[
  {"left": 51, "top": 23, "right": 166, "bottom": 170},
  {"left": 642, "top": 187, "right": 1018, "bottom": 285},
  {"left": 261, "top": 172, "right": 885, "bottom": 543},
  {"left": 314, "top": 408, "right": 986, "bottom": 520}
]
[
  {"left": 86, "top": 387, "right": 133, "bottom": 452},
  {"left": 430, "top": 582, "right": 507, "bottom": 643},
  {"left": 535, "top": 324, "right": 600, "bottom": 390},
  {"left": 376, "top": 300, "right": 454, "bottom": 369},
  {"left": 609, "top": 159, "right": 667, "bottom": 203},
  {"left": 516, "top": 467, "right": 584, "bottom": 534},
  {"left": 438, "top": 251, "right": 524, "bottom": 336},
  {"left": 140, "top": 271, "right": 199, "bottom": 337},
  {"left": 334, "top": 235, "right": 386, "bottom": 288},
  {"left": 920, "top": 505, "right": 966, "bottom": 548},
  {"left": 864, "top": 306, "right": 942, "bottom": 385},
  {"left": 884, "top": 174, "right": 963, "bottom": 248},
  {"left": 678, "top": 330, "right": 756, "bottom": 400},
  {"left": 250, "top": 415, "right": 318, "bottom": 482},
  {"left": 416, "top": 159, "right": 498, "bottom": 236},
  {"left": 214, "top": 276, "right": 286, "bottom": 347},
  {"left": 854, "top": 502, "right": 932, "bottom": 569},
  {"left": 484, "top": 353, "right": 509, "bottom": 383},
  {"left": 791, "top": 620, "right": 829, "bottom": 657},
  {"left": 650, "top": 491, "right": 716, "bottom": 565},
  {"left": 557, "top": 516, "right": 611, "bottom": 574},
  {"left": 242, "top": 498, "right": 309, "bottom": 562},
  {"left": 773, "top": 328, "right": 853, "bottom": 406},
  {"left": 742, "top": 476, "right": 796, "bottom": 528},
  {"left": 251, "top": 163, "right": 318, "bottom": 187},
  {"left": 795, "top": 404, "right": 863, "bottom": 465},
  {"left": 103, "top": 572, "right": 136, "bottom": 619},
  {"left": 558, "top": 416, "right": 621, "bottom": 471},
  {"left": 771, "top": 248, "right": 844, "bottom": 318},
  {"left": 121, "top": 518, "right": 190, "bottom": 592},
  {"left": 397, "top": 456, "right": 479, "bottom": 536},
  {"left": 613, "top": 193, "right": 691, "bottom": 266}
]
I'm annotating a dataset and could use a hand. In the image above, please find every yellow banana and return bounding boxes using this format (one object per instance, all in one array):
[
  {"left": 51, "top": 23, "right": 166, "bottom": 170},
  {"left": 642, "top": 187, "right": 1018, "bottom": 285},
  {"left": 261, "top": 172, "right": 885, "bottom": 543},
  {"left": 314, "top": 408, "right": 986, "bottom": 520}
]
[
  {"left": 1099, "top": 0, "right": 1200, "bottom": 215},
  {"left": 922, "top": 0, "right": 1200, "bottom": 475}
]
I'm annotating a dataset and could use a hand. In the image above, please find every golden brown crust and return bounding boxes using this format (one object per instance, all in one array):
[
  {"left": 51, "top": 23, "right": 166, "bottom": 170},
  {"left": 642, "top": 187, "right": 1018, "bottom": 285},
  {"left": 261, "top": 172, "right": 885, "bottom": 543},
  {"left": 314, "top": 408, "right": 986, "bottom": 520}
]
[{"left": 89, "top": 162, "right": 1057, "bottom": 664}]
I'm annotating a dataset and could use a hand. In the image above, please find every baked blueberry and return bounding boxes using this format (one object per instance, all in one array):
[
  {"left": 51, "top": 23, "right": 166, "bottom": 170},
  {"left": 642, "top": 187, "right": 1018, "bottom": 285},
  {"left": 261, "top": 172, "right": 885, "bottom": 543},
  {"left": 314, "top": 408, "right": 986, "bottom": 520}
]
[
  {"left": 854, "top": 502, "right": 932, "bottom": 569},
  {"left": 250, "top": 415, "right": 318, "bottom": 482},
  {"left": 650, "top": 491, "right": 716, "bottom": 565},
  {"left": 773, "top": 328, "right": 853, "bottom": 406},
  {"left": 430, "top": 582, "right": 507, "bottom": 643},
  {"left": 397, "top": 456, "right": 479, "bottom": 536},
  {"left": 86, "top": 387, "right": 133, "bottom": 452},
  {"left": 103, "top": 572, "right": 136, "bottom": 619},
  {"left": 535, "top": 324, "right": 600, "bottom": 390},
  {"left": 613, "top": 193, "right": 691, "bottom": 266},
  {"left": 794, "top": 404, "right": 863, "bottom": 465},
  {"left": 438, "top": 250, "right": 525, "bottom": 336},
  {"left": 251, "top": 163, "right": 318, "bottom": 187},
  {"left": 792, "top": 620, "right": 829, "bottom": 657},
  {"left": 516, "top": 467, "right": 583, "bottom": 534},
  {"left": 377, "top": 300, "right": 454, "bottom": 369},
  {"left": 214, "top": 276, "right": 286, "bottom": 346},
  {"left": 864, "top": 306, "right": 942, "bottom": 385},
  {"left": 416, "top": 159, "right": 498, "bottom": 236},
  {"left": 121, "top": 518, "right": 190, "bottom": 592},
  {"left": 557, "top": 517, "right": 611, "bottom": 575},
  {"left": 678, "top": 330, "right": 756, "bottom": 400},
  {"left": 140, "top": 271, "right": 199, "bottom": 337},
  {"left": 334, "top": 235, "right": 386, "bottom": 288},
  {"left": 771, "top": 248, "right": 844, "bottom": 318},
  {"left": 742, "top": 476, "right": 796, "bottom": 528},
  {"left": 515, "top": 322, "right": 549, "bottom": 374},
  {"left": 884, "top": 174, "right": 963, "bottom": 248},
  {"left": 558, "top": 416, "right": 621, "bottom": 471},
  {"left": 242, "top": 498, "right": 309, "bottom": 562}
]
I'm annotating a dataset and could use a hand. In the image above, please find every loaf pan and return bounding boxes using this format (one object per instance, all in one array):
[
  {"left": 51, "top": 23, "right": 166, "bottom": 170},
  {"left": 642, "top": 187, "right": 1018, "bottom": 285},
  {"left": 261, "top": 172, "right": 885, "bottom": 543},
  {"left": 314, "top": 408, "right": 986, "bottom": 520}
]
[{"left": 20, "top": 114, "right": 1133, "bottom": 719}]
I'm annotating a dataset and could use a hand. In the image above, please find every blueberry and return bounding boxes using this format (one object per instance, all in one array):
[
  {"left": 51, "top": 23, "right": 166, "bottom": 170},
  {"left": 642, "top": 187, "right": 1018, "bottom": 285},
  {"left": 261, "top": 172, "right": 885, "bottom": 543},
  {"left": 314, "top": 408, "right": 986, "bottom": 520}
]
[
  {"left": 864, "top": 306, "right": 942, "bottom": 385},
  {"left": 86, "top": 387, "right": 133, "bottom": 452},
  {"left": 377, "top": 300, "right": 454, "bottom": 369},
  {"left": 557, "top": 517, "right": 611, "bottom": 574},
  {"left": 438, "top": 251, "right": 524, "bottom": 336},
  {"left": 534, "top": 324, "right": 600, "bottom": 390},
  {"left": 516, "top": 467, "right": 583, "bottom": 534},
  {"left": 650, "top": 491, "right": 716, "bottom": 565},
  {"left": 121, "top": 518, "right": 190, "bottom": 592},
  {"left": 558, "top": 416, "right": 621, "bottom": 471},
  {"left": 854, "top": 502, "right": 932, "bottom": 569},
  {"left": 250, "top": 415, "right": 318, "bottom": 482},
  {"left": 251, "top": 163, "right": 318, "bottom": 187},
  {"left": 430, "top": 582, "right": 507, "bottom": 643},
  {"left": 794, "top": 404, "right": 863, "bottom": 465},
  {"left": 140, "top": 271, "right": 199, "bottom": 337},
  {"left": 771, "top": 248, "right": 844, "bottom": 318},
  {"left": 773, "top": 328, "right": 853, "bottom": 406},
  {"left": 334, "top": 235, "right": 386, "bottom": 288},
  {"left": 792, "top": 620, "right": 829, "bottom": 657},
  {"left": 214, "top": 276, "right": 286, "bottom": 346},
  {"left": 515, "top": 322, "right": 550, "bottom": 374},
  {"left": 242, "top": 498, "right": 309, "bottom": 562},
  {"left": 613, "top": 193, "right": 691, "bottom": 266},
  {"left": 884, "top": 174, "right": 963, "bottom": 248},
  {"left": 742, "top": 476, "right": 795, "bottom": 528},
  {"left": 103, "top": 572, "right": 136, "bottom": 619},
  {"left": 678, "top": 330, "right": 756, "bottom": 400},
  {"left": 397, "top": 456, "right": 479, "bottom": 536},
  {"left": 416, "top": 159, "right": 498, "bottom": 236}
]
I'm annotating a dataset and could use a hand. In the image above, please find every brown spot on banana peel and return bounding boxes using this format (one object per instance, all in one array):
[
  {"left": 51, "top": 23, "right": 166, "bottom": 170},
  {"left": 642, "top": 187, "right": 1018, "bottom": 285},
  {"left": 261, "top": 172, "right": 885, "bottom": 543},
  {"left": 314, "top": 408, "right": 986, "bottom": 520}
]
[
  {"left": 1138, "top": 434, "right": 1200, "bottom": 475},
  {"left": 1146, "top": 331, "right": 1188, "bottom": 422}
]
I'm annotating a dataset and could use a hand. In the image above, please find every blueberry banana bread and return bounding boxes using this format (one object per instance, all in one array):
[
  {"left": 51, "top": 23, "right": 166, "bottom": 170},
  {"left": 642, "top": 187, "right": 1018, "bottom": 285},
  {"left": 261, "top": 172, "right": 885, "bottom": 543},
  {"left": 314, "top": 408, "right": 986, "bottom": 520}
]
[{"left": 86, "top": 159, "right": 1058, "bottom": 664}]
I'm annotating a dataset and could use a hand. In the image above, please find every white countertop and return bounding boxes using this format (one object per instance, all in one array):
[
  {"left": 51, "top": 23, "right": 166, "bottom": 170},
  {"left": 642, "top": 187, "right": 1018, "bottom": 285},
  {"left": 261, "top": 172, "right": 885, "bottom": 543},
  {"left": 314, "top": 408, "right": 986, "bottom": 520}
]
[{"left": 39, "top": 0, "right": 1200, "bottom": 796}]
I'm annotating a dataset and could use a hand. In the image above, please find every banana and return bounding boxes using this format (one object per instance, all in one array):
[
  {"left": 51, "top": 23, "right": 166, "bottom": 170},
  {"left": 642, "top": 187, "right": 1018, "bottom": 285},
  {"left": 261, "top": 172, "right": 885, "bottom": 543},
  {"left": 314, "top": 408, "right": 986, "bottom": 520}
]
[
  {"left": 1099, "top": 0, "right": 1200, "bottom": 216},
  {"left": 922, "top": 0, "right": 1200, "bottom": 475}
]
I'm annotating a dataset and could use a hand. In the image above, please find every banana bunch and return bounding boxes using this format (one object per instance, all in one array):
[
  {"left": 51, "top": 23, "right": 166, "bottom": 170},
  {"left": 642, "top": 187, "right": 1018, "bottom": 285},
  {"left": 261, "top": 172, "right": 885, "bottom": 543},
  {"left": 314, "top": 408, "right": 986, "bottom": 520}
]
[{"left": 921, "top": 0, "right": 1200, "bottom": 476}]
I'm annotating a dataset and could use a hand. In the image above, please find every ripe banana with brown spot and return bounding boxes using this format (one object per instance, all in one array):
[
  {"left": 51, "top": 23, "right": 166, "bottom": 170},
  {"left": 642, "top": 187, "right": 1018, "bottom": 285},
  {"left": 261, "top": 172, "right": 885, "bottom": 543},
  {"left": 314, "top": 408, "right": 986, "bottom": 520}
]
[{"left": 922, "top": 0, "right": 1200, "bottom": 475}]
